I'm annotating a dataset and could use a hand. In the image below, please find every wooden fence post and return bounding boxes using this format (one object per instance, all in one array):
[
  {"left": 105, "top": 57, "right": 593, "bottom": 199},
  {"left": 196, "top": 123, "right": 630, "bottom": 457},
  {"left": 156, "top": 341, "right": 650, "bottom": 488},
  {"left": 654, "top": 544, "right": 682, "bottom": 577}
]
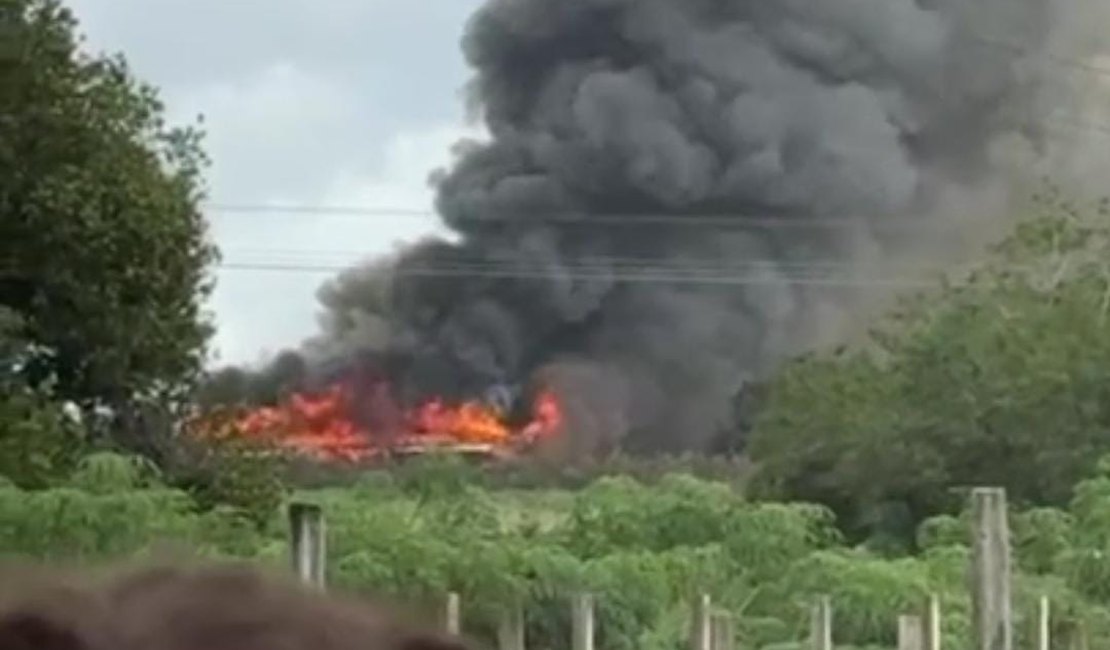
[
  {"left": 811, "top": 596, "right": 832, "bottom": 650},
  {"left": 1036, "top": 596, "right": 1049, "bottom": 650},
  {"left": 572, "top": 593, "right": 594, "bottom": 650},
  {"left": 711, "top": 611, "right": 735, "bottom": 650},
  {"left": 1073, "top": 619, "right": 1088, "bottom": 650},
  {"left": 498, "top": 600, "right": 525, "bottom": 650},
  {"left": 288, "top": 502, "right": 326, "bottom": 589},
  {"left": 898, "top": 615, "right": 923, "bottom": 650},
  {"left": 445, "top": 592, "right": 461, "bottom": 635},
  {"left": 970, "top": 487, "right": 1012, "bottom": 650},
  {"left": 923, "top": 594, "right": 941, "bottom": 650},
  {"left": 690, "top": 594, "right": 712, "bottom": 650}
]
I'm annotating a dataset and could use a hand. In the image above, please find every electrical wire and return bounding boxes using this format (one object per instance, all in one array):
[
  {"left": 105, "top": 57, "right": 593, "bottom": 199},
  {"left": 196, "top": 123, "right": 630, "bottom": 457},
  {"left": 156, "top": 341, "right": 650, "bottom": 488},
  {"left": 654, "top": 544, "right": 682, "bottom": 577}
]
[
  {"left": 195, "top": 29, "right": 1110, "bottom": 289},
  {"left": 214, "top": 259, "right": 942, "bottom": 287}
]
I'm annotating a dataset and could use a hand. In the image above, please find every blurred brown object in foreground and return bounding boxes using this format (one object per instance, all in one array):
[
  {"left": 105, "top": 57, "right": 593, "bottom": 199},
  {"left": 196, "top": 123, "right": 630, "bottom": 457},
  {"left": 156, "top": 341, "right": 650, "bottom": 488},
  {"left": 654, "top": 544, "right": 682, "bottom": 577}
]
[{"left": 0, "top": 561, "right": 471, "bottom": 650}]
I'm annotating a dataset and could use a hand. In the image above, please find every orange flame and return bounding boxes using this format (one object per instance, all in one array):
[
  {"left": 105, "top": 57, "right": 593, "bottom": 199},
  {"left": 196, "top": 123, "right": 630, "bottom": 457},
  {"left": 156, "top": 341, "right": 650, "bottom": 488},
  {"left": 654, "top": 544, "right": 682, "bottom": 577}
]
[
  {"left": 410, "top": 398, "right": 510, "bottom": 444},
  {"left": 194, "top": 383, "right": 563, "bottom": 463}
]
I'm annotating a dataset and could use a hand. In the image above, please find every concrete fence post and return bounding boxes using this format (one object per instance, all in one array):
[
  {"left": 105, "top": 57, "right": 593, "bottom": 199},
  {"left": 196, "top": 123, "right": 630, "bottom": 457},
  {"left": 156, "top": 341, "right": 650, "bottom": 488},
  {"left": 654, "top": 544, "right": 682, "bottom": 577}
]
[
  {"left": 572, "top": 593, "right": 594, "bottom": 650},
  {"left": 498, "top": 600, "right": 525, "bottom": 650},
  {"left": 811, "top": 596, "right": 832, "bottom": 650},
  {"left": 690, "top": 594, "right": 712, "bottom": 650},
  {"left": 1073, "top": 619, "right": 1089, "bottom": 650},
  {"left": 970, "top": 488, "right": 1012, "bottom": 650},
  {"left": 445, "top": 592, "right": 461, "bottom": 635},
  {"left": 1036, "top": 596, "right": 1050, "bottom": 650},
  {"left": 898, "top": 615, "right": 923, "bottom": 650},
  {"left": 288, "top": 502, "right": 326, "bottom": 589},
  {"left": 923, "top": 595, "right": 941, "bottom": 650},
  {"left": 711, "top": 610, "right": 735, "bottom": 650}
]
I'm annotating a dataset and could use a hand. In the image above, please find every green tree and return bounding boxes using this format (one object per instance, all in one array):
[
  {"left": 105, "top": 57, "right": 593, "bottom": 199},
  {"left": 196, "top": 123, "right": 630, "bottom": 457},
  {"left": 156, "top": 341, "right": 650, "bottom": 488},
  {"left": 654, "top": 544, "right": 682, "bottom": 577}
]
[
  {"left": 179, "top": 430, "right": 289, "bottom": 530},
  {"left": 750, "top": 189, "right": 1110, "bottom": 540},
  {"left": 0, "top": 0, "right": 217, "bottom": 417},
  {"left": 0, "top": 306, "right": 86, "bottom": 487}
]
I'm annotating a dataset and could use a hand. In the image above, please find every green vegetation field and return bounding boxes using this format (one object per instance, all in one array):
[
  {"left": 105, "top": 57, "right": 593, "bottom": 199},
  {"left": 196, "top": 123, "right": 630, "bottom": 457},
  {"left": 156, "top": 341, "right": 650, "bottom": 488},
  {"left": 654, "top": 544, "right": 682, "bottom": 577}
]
[{"left": 6, "top": 452, "right": 1110, "bottom": 650}]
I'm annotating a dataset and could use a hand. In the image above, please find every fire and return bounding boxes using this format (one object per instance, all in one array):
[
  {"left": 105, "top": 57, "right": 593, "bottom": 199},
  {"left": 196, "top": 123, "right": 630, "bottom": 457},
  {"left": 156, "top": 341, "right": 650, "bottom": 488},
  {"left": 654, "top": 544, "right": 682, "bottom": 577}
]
[
  {"left": 411, "top": 398, "right": 510, "bottom": 444},
  {"left": 193, "top": 382, "right": 563, "bottom": 463}
]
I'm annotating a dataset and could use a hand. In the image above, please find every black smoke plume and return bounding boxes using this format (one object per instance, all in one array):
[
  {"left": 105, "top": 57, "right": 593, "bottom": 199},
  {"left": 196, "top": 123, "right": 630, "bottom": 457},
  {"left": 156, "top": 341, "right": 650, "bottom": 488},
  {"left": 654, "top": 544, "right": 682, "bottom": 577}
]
[{"left": 204, "top": 0, "right": 1098, "bottom": 454}]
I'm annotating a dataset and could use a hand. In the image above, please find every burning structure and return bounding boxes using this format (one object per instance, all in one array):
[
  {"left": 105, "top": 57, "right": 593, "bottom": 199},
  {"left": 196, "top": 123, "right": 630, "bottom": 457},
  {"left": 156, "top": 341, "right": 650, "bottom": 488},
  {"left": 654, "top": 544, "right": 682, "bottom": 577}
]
[
  {"left": 194, "top": 382, "right": 562, "bottom": 462},
  {"left": 199, "top": 0, "right": 1106, "bottom": 461}
]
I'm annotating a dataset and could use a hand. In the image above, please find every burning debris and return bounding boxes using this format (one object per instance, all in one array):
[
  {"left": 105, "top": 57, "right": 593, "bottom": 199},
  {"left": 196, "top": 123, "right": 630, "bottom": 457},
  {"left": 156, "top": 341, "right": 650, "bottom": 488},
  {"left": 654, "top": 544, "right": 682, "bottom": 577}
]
[
  {"left": 193, "top": 381, "right": 563, "bottom": 463},
  {"left": 201, "top": 0, "right": 1103, "bottom": 459}
]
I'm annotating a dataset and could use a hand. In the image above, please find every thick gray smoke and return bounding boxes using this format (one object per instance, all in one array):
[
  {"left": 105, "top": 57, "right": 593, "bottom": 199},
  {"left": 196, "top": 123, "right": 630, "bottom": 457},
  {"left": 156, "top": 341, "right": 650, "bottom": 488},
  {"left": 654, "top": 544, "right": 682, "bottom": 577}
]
[{"left": 210, "top": 0, "right": 1102, "bottom": 454}]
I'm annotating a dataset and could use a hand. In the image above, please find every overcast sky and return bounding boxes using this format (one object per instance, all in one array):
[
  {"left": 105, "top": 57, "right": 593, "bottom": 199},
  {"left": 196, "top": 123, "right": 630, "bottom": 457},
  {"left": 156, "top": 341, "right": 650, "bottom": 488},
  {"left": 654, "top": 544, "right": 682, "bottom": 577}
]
[{"left": 65, "top": 0, "right": 485, "bottom": 367}]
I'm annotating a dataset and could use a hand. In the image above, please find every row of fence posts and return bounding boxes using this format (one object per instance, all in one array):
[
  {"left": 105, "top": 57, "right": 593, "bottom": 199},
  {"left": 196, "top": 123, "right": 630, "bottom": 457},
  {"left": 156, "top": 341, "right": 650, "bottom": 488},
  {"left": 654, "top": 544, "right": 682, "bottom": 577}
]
[{"left": 285, "top": 487, "right": 1057, "bottom": 650}]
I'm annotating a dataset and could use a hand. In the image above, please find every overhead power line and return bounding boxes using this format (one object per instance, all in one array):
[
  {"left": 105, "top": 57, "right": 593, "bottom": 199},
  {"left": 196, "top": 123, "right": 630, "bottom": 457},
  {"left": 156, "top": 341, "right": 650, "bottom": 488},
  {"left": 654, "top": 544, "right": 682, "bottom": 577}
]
[
  {"left": 198, "top": 29, "right": 1110, "bottom": 283},
  {"left": 200, "top": 108, "right": 1110, "bottom": 230},
  {"left": 209, "top": 209, "right": 985, "bottom": 231},
  {"left": 213, "top": 252, "right": 1076, "bottom": 289},
  {"left": 967, "top": 32, "right": 1110, "bottom": 79},
  {"left": 203, "top": 205, "right": 954, "bottom": 230},
  {"left": 221, "top": 247, "right": 992, "bottom": 273},
  {"left": 215, "top": 259, "right": 940, "bottom": 288}
]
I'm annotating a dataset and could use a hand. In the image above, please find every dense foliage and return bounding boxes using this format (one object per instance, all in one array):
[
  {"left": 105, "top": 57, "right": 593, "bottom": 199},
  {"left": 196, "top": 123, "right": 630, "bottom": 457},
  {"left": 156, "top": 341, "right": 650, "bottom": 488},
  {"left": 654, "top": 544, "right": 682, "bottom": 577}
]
[
  {"left": 1, "top": 452, "right": 1110, "bottom": 650},
  {"left": 0, "top": 306, "right": 87, "bottom": 488},
  {"left": 750, "top": 191, "right": 1110, "bottom": 543},
  {"left": 0, "top": 0, "right": 216, "bottom": 416}
]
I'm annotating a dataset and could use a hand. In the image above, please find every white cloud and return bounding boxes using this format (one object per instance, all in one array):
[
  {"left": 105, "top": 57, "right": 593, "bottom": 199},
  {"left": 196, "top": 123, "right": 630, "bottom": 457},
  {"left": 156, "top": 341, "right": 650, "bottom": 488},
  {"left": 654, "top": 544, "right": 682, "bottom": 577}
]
[
  {"left": 172, "top": 63, "right": 363, "bottom": 202},
  {"left": 63, "top": 0, "right": 486, "bottom": 367}
]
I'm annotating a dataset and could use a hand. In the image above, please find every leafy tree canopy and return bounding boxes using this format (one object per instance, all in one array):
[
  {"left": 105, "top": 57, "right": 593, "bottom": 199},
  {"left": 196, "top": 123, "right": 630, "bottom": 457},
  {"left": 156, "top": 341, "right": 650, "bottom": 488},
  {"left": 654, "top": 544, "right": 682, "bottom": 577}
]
[
  {"left": 0, "top": 305, "right": 86, "bottom": 487},
  {"left": 749, "top": 188, "right": 1110, "bottom": 543},
  {"left": 0, "top": 0, "right": 217, "bottom": 411}
]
